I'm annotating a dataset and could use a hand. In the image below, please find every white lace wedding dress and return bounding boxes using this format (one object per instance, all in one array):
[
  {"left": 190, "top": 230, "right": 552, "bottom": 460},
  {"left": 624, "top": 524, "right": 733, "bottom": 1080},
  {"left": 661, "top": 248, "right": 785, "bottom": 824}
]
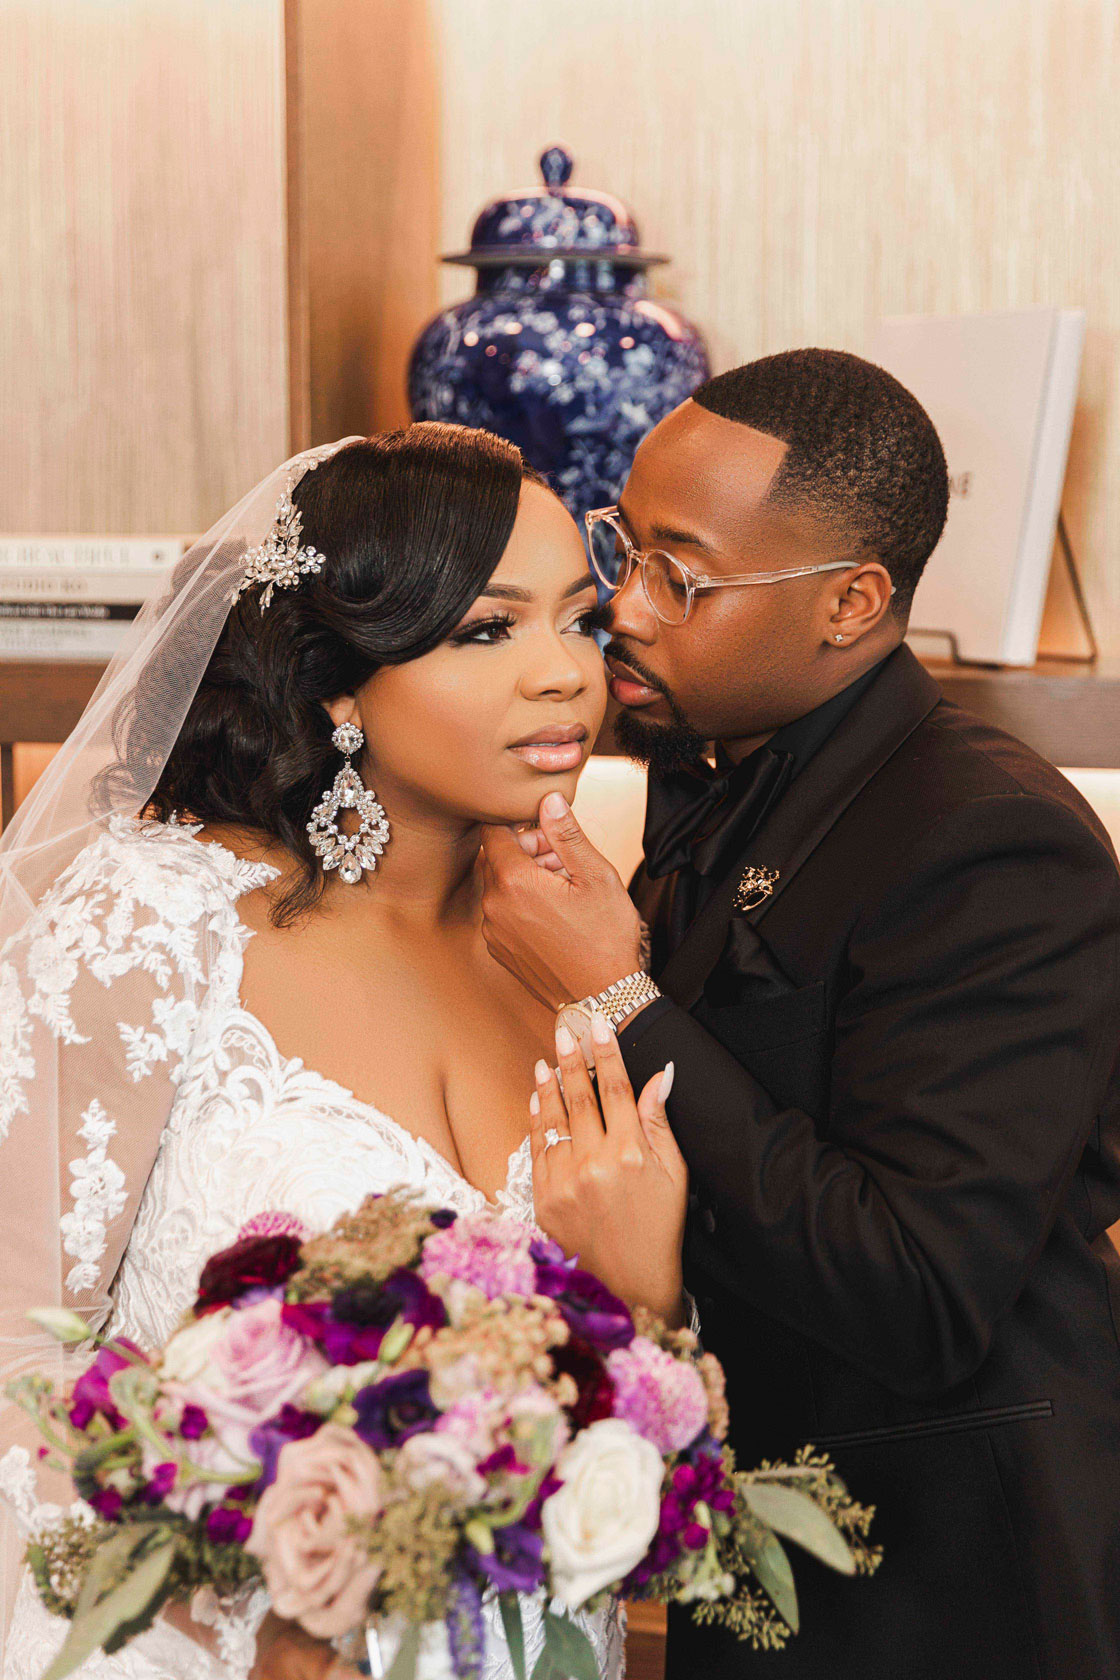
[{"left": 0, "top": 815, "right": 625, "bottom": 1680}]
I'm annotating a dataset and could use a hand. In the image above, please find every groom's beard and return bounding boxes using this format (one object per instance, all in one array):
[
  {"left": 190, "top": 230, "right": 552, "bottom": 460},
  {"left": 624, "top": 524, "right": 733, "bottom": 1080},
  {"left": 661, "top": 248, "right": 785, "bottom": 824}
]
[{"left": 604, "top": 639, "right": 708, "bottom": 775}]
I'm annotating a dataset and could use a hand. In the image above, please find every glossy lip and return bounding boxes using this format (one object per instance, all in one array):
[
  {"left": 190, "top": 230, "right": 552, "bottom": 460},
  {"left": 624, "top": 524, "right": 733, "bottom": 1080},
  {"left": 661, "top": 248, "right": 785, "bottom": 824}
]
[{"left": 508, "top": 722, "right": 589, "bottom": 748}]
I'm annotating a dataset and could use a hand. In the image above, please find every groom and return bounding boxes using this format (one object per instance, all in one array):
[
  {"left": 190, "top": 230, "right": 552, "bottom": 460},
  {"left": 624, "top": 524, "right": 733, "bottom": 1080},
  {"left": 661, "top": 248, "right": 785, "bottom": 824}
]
[{"left": 481, "top": 350, "right": 1120, "bottom": 1679}]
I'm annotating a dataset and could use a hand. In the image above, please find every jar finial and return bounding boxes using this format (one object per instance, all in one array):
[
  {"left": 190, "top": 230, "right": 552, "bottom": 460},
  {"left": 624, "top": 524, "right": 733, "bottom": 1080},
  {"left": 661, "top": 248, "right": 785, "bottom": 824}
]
[{"left": 539, "top": 146, "right": 574, "bottom": 192}]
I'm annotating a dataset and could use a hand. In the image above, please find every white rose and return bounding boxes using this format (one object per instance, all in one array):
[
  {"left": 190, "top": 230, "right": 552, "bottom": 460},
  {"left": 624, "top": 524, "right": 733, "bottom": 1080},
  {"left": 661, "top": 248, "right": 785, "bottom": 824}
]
[
  {"left": 541, "top": 1418, "right": 664, "bottom": 1611},
  {"left": 159, "top": 1310, "right": 233, "bottom": 1386}
]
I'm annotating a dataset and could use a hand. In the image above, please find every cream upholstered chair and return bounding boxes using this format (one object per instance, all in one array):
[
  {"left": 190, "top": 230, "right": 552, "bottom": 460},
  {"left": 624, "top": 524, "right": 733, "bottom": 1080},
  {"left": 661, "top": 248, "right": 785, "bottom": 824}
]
[{"left": 572, "top": 757, "right": 1120, "bottom": 886}]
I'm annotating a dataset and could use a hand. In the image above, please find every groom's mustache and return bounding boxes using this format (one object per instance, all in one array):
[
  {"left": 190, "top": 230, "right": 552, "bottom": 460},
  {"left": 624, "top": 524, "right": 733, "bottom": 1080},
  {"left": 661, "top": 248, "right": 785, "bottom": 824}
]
[{"left": 602, "top": 638, "right": 670, "bottom": 700}]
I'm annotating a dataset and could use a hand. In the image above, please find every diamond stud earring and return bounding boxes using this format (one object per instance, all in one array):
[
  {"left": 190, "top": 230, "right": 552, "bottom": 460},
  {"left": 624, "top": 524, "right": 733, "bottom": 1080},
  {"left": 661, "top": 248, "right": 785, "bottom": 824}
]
[
  {"left": 307, "top": 721, "right": 390, "bottom": 885},
  {"left": 834, "top": 634, "right": 844, "bottom": 643}
]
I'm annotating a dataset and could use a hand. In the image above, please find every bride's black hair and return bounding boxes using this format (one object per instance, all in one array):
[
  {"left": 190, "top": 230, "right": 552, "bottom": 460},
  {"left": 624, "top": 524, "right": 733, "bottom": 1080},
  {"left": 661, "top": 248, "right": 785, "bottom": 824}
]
[{"left": 116, "top": 423, "right": 546, "bottom": 924}]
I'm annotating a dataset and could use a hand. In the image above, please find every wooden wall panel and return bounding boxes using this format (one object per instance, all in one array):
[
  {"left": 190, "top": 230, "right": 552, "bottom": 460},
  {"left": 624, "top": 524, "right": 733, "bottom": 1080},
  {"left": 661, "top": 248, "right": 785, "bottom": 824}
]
[
  {"left": 0, "top": 0, "right": 291, "bottom": 534},
  {"left": 433, "top": 0, "right": 1120, "bottom": 653},
  {"left": 296, "top": 0, "right": 440, "bottom": 442}
]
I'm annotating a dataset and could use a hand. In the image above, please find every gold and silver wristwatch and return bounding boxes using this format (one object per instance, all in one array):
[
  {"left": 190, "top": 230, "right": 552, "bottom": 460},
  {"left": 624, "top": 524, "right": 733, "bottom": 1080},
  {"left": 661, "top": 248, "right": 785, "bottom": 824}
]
[{"left": 556, "top": 970, "right": 662, "bottom": 1061}]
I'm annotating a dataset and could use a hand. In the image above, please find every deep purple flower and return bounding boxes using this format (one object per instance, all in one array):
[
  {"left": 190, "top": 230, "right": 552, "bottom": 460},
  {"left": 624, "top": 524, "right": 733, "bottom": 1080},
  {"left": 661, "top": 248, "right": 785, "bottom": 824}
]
[
  {"left": 249, "top": 1404, "right": 322, "bottom": 1490},
  {"left": 179, "top": 1404, "right": 209, "bottom": 1441},
  {"left": 142, "top": 1461, "right": 177, "bottom": 1505},
  {"left": 195, "top": 1234, "right": 304, "bottom": 1315},
  {"left": 281, "top": 1271, "right": 445, "bottom": 1367},
  {"left": 533, "top": 1262, "right": 635, "bottom": 1350},
  {"left": 332, "top": 1270, "right": 445, "bottom": 1334},
  {"left": 69, "top": 1339, "right": 144, "bottom": 1432},
  {"left": 429, "top": 1208, "right": 457, "bottom": 1229},
  {"left": 353, "top": 1370, "right": 439, "bottom": 1449},
  {"left": 467, "top": 1521, "right": 545, "bottom": 1594},
  {"left": 206, "top": 1504, "right": 254, "bottom": 1545},
  {"left": 280, "top": 1301, "right": 385, "bottom": 1366},
  {"left": 529, "top": 1235, "right": 564, "bottom": 1265},
  {"left": 683, "top": 1521, "right": 710, "bottom": 1550}
]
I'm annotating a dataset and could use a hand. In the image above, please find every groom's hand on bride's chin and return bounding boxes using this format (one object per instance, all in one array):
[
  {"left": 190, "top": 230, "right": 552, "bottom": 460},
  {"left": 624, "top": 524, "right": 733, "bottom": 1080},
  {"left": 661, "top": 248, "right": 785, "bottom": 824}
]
[{"left": 480, "top": 792, "right": 643, "bottom": 1008}]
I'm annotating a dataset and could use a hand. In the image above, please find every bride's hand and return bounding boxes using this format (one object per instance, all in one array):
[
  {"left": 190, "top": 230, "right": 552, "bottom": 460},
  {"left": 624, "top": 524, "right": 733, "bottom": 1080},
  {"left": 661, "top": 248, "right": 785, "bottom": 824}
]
[
  {"left": 249, "top": 1611, "right": 364, "bottom": 1680},
  {"left": 528, "top": 1013, "right": 687, "bottom": 1325}
]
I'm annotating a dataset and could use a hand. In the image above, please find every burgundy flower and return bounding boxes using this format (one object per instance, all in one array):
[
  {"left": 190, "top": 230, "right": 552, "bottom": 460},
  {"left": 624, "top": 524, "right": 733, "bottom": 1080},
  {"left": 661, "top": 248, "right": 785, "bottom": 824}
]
[
  {"left": 551, "top": 1334, "right": 615, "bottom": 1429},
  {"left": 534, "top": 1262, "right": 635, "bottom": 1350},
  {"left": 195, "top": 1234, "right": 304, "bottom": 1315},
  {"left": 69, "top": 1339, "right": 143, "bottom": 1432},
  {"left": 353, "top": 1370, "right": 439, "bottom": 1449}
]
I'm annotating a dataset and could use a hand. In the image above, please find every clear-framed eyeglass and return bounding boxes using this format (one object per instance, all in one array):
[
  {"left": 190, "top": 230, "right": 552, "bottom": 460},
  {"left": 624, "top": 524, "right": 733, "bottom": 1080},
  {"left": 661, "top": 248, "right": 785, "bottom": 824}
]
[{"left": 584, "top": 505, "right": 866, "bottom": 626}]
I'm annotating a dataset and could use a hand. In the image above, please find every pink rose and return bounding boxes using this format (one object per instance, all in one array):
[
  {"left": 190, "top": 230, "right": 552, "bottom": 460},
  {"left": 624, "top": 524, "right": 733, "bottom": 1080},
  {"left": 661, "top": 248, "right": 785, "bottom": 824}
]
[
  {"left": 171, "top": 1299, "right": 326, "bottom": 1435},
  {"left": 246, "top": 1424, "right": 384, "bottom": 1638}
]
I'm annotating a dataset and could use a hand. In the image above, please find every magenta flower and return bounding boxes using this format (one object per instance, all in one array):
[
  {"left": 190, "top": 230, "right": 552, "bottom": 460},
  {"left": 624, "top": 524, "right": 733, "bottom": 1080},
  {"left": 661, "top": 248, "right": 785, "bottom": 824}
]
[{"left": 69, "top": 1339, "right": 144, "bottom": 1432}]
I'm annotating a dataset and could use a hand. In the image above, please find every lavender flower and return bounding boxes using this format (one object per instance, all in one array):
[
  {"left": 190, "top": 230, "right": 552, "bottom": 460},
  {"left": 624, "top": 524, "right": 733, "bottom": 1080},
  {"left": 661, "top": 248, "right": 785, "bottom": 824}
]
[{"left": 353, "top": 1370, "right": 440, "bottom": 1449}]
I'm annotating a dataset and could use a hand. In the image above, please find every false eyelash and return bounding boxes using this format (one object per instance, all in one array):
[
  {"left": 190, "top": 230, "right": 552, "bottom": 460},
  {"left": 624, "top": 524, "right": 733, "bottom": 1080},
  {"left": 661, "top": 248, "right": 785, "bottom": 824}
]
[
  {"left": 450, "top": 601, "right": 610, "bottom": 646},
  {"left": 449, "top": 612, "right": 518, "bottom": 645}
]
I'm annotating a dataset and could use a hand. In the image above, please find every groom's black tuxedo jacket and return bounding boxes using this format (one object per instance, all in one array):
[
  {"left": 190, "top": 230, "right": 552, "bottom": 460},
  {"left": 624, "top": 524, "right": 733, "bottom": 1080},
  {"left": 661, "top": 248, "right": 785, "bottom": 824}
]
[{"left": 619, "top": 646, "right": 1120, "bottom": 1680}]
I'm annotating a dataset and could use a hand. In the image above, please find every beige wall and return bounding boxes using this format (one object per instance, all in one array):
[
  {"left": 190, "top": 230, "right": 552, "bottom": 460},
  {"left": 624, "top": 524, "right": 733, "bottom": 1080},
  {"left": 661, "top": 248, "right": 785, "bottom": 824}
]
[
  {"left": 432, "top": 0, "right": 1120, "bottom": 653},
  {"left": 0, "top": 0, "right": 291, "bottom": 534}
]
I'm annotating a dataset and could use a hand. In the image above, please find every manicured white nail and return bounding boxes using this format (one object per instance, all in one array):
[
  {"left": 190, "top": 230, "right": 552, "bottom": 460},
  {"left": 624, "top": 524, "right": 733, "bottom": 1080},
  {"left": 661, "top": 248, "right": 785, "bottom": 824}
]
[
  {"left": 590, "top": 1010, "right": 613, "bottom": 1045},
  {"left": 542, "top": 791, "right": 568, "bottom": 819},
  {"left": 658, "top": 1061, "right": 675, "bottom": 1104},
  {"left": 534, "top": 1058, "right": 551, "bottom": 1085},
  {"left": 555, "top": 1023, "right": 576, "bottom": 1057},
  {"left": 529, "top": 1091, "right": 541, "bottom": 1115}
]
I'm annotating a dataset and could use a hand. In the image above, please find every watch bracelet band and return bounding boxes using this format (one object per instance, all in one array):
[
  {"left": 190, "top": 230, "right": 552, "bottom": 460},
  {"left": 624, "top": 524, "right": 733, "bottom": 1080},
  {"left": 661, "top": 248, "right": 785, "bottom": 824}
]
[{"left": 580, "top": 968, "right": 662, "bottom": 1031}]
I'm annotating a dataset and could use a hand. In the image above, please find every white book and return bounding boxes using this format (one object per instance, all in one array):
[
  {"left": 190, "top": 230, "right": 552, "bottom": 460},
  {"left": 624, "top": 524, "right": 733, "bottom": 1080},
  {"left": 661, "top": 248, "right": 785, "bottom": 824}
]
[
  {"left": 0, "top": 536, "right": 186, "bottom": 570},
  {"left": 868, "top": 307, "right": 1085, "bottom": 666},
  {"left": 0, "top": 565, "right": 170, "bottom": 604},
  {"left": 0, "top": 617, "right": 134, "bottom": 661}
]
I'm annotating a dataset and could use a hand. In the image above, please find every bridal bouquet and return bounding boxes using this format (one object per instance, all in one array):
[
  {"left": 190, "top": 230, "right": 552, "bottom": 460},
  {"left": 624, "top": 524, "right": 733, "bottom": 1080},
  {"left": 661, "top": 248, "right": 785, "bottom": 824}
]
[{"left": 10, "top": 1193, "right": 880, "bottom": 1680}]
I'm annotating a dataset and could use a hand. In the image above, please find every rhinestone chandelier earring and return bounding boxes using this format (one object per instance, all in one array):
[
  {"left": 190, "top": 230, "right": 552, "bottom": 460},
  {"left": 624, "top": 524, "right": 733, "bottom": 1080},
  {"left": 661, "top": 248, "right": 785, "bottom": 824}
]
[{"left": 307, "top": 722, "right": 391, "bottom": 884}]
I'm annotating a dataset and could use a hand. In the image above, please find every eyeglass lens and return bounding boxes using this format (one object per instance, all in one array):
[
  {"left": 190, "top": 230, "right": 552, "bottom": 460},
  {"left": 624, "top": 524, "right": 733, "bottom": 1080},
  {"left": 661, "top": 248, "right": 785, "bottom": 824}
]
[{"left": 587, "top": 517, "right": 693, "bottom": 623}]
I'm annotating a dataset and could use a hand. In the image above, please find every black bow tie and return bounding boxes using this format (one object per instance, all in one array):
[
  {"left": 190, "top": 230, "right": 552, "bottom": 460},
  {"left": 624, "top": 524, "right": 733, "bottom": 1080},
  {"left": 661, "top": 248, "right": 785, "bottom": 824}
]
[{"left": 643, "top": 746, "right": 795, "bottom": 881}]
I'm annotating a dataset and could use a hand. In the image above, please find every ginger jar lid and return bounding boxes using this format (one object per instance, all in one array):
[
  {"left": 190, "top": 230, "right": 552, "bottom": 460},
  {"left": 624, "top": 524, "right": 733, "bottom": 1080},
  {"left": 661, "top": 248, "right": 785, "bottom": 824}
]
[{"left": 442, "top": 146, "right": 668, "bottom": 270}]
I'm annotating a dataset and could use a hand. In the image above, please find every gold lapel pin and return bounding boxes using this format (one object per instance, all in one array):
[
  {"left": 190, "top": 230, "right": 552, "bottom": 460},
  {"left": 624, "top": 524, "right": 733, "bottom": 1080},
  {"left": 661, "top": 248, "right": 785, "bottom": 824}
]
[{"left": 734, "top": 864, "right": 780, "bottom": 912}]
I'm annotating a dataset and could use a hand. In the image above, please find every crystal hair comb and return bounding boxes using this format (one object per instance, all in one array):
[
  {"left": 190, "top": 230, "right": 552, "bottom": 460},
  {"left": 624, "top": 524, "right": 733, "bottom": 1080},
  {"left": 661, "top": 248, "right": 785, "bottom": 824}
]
[{"left": 233, "top": 443, "right": 341, "bottom": 612}]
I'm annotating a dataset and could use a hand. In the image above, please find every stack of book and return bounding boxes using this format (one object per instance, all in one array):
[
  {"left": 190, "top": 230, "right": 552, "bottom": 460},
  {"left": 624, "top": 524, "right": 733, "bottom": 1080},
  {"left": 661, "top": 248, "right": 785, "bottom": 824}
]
[{"left": 0, "top": 537, "right": 187, "bottom": 661}]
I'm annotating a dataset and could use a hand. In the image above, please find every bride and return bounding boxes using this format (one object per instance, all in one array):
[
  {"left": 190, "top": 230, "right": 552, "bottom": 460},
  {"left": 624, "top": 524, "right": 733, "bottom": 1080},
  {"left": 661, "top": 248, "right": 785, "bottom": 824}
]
[{"left": 0, "top": 426, "right": 687, "bottom": 1680}]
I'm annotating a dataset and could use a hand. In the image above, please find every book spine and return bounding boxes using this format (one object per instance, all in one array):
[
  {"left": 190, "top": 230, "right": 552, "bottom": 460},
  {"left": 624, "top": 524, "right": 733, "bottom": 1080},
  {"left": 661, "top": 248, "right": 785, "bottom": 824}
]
[
  {"left": 0, "top": 566, "right": 168, "bottom": 603},
  {"left": 0, "top": 602, "right": 141, "bottom": 622},
  {"left": 0, "top": 538, "right": 186, "bottom": 570},
  {"left": 0, "top": 618, "right": 133, "bottom": 661}
]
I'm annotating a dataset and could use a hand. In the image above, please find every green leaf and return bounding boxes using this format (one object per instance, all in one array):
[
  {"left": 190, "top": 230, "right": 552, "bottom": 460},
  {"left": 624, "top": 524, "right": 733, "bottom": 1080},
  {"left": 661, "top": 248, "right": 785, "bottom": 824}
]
[
  {"left": 743, "top": 1482, "right": 856, "bottom": 1575},
  {"left": 499, "top": 1591, "right": 528, "bottom": 1680},
  {"left": 41, "top": 1533, "right": 177, "bottom": 1680},
  {"left": 383, "top": 1621, "right": 421, "bottom": 1680},
  {"left": 529, "top": 1649, "right": 558, "bottom": 1680},
  {"left": 542, "top": 1609, "right": 601, "bottom": 1680},
  {"left": 746, "top": 1531, "right": 800, "bottom": 1634}
]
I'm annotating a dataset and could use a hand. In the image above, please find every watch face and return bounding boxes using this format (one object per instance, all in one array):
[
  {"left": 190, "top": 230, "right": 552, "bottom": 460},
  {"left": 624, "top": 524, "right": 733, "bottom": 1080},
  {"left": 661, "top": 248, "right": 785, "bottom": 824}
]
[{"left": 555, "top": 1005, "right": 595, "bottom": 1068}]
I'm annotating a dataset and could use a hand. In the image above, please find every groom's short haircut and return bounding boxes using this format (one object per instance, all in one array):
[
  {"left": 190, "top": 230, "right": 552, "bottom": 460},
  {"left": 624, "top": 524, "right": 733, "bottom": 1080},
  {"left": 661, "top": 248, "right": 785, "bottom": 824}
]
[{"left": 693, "top": 349, "right": 949, "bottom": 615}]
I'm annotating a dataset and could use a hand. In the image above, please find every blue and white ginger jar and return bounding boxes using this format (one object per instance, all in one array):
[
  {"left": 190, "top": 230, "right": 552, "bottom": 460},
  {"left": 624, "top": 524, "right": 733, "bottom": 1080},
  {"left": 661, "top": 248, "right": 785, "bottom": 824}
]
[{"left": 408, "top": 146, "right": 710, "bottom": 518}]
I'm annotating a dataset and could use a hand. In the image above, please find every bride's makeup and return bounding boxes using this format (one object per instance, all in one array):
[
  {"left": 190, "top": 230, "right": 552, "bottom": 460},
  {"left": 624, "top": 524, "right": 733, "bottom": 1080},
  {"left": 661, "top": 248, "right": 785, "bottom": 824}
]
[{"left": 354, "top": 480, "right": 608, "bottom": 827}]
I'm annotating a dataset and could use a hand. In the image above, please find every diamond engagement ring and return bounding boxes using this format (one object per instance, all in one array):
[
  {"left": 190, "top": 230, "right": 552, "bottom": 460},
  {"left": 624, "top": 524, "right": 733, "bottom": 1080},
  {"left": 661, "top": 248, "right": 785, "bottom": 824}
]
[{"left": 543, "top": 1129, "right": 573, "bottom": 1151}]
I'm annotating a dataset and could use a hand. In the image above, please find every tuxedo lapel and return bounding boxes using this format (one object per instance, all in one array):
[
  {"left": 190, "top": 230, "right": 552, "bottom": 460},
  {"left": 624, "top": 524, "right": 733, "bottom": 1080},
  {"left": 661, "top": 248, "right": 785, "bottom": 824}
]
[{"left": 657, "top": 647, "right": 943, "bottom": 1010}]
